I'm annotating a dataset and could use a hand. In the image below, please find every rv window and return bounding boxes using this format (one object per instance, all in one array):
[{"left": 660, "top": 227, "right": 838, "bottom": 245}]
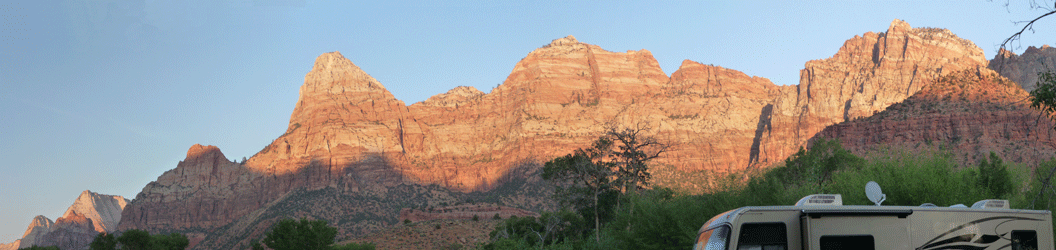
[
  {"left": 737, "top": 223, "right": 787, "bottom": 250},
  {"left": 694, "top": 226, "right": 731, "bottom": 250},
  {"left": 1011, "top": 230, "right": 1038, "bottom": 250},
  {"left": 820, "top": 235, "right": 874, "bottom": 250}
]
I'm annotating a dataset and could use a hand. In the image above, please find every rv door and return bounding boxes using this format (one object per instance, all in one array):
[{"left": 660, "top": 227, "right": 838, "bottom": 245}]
[{"left": 800, "top": 210, "right": 912, "bottom": 250}]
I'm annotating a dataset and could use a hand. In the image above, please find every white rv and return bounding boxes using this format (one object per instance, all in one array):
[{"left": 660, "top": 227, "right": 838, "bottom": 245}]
[{"left": 694, "top": 182, "right": 1053, "bottom": 250}]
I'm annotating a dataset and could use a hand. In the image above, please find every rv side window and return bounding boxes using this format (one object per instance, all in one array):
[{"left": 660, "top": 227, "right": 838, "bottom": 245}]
[
  {"left": 737, "top": 223, "right": 787, "bottom": 250},
  {"left": 695, "top": 226, "right": 731, "bottom": 250},
  {"left": 1012, "top": 230, "right": 1038, "bottom": 250},
  {"left": 820, "top": 235, "right": 874, "bottom": 250}
]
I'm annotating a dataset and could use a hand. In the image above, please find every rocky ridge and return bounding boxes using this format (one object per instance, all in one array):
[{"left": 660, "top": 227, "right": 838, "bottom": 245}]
[
  {"left": 988, "top": 45, "right": 1056, "bottom": 91},
  {"left": 1, "top": 191, "right": 129, "bottom": 250},
  {"left": 119, "top": 20, "right": 993, "bottom": 249},
  {"left": 815, "top": 68, "right": 1056, "bottom": 166}
]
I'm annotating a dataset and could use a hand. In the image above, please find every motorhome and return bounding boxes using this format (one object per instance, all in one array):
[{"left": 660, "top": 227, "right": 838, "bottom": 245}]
[{"left": 694, "top": 182, "right": 1053, "bottom": 250}]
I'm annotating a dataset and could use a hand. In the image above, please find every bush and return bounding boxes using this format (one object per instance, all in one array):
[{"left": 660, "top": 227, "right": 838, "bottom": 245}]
[
  {"left": 331, "top": 242, "right": 376, "bottom": 250},
  {"left": 90, "top": 231, "right": 187, "bottom": 250},
  {"left": 261, "top": 217, "right": 337, "bottom": 250}
]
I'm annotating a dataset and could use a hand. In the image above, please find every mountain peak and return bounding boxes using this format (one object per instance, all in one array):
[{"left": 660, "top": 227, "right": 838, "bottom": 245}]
[
  {"left": 888, "top": 19, "right": 911, "bottom": 33},
  {"left": 186, "top": 144, "right": 224, "bottom": 160},
  {"left": 547, "top": 35, "right": 578, "bottom": 47},
  {"left": 61, "top": 190, "right": 129, "bottom": 233}
]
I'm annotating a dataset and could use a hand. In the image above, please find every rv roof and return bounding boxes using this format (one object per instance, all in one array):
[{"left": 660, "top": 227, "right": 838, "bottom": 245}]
[{"left": 698, "top": 205, "right": 1050, "bottom": 233}]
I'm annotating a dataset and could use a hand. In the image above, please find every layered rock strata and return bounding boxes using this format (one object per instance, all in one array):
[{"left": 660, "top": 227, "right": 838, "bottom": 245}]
[
  {"left": 815, "top": 69, "right": 1056, "bottom": 166},
  {"left": 120, "top": 20, "right": 992, "bottom": 249}
]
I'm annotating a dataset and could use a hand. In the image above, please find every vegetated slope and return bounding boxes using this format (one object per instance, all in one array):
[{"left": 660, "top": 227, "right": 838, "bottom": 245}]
[
  {"left": 814, "top": 68, "right": 1056, "bottom": 167},
  {"left": 988, "top": 45, "right": 1056, "bottom": 91},
  {"left": 338, "top": 219, "right": 500, "bottom": 250},
  {"left": 118, "top": 19, "right": 989, "bottom": 249}
]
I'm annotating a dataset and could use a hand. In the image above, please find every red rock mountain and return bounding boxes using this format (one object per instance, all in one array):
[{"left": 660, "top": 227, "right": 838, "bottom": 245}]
[
  {"left": 118, "top": 20, "right": 992, "bottom": 249},
  {"left": 1, "top": 191, "right": 128, "bottom": 250},
  {"left": 815, "top": 68, "right": 1056, "bottom": 166},
  {"left": 988, "top": 45, "right": 1056, "bottom": 91}
]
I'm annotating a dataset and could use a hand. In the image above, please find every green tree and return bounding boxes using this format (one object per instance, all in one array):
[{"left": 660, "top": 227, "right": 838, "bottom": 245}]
[
  {"left": 89, "top": 233, "right": 117, "bottom": 250},
  {"left": 977, "top": 152, "right": 1014, "bottom": 198},
  {"left": 117, "top": 229, "right": 153, "bottom": 250},
  {"left": 542, "top": 137, "right": 616, "bottom": 243},
  {"left": 251, "top": 240, "right": 265, "bottom": 250},
  {"left": 261, "top": 217, "right": 337, "bottom": 250},
  {"left": 330, "top": 242, "right": 376, "bottom": 250},
  {"left": 152, "top": 233, "right": 190, "bottom": 250},
  {"left": 1027, "top": 71, "right": 1056, "bottom": 208}
]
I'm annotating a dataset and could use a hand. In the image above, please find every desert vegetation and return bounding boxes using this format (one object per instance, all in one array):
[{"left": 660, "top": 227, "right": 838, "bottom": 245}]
[
  {"left": 479, "top": 134, "right": 1052, "bottom": 249},
  {"left": 87, "top": 230, "right": 188, "bottom": 250}
]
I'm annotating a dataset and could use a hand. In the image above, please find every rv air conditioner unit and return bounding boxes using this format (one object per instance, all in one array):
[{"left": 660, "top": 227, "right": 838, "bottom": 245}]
[
  {"left": 795, "top": 194, "right": 842, "bottom": 206},
  {"left": 971, "top": 199, "right": 1010, "bottom": 209}
]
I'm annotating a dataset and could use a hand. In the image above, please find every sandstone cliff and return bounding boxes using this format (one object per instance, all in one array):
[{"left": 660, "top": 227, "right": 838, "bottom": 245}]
[
  {"left": 0, "top": 241, "right": 17, "bottom": 250},
  {"left": 815, "top": 68, "right": 1056, "bottom": 166},
  {"left": 1, "top": 190, "right": 129, "bottom": 250},
  {"left": 13, "top": 215, "right": 52, "bottom": 248},
  {"left": 988, "top": 45, "right": 1056, "bottom": 91},
  {"left": 63, "top": 190, "right": 129, "bottom": 233},
  {"left": 119, "top": 20, "right": 991, "bottom": 249}
]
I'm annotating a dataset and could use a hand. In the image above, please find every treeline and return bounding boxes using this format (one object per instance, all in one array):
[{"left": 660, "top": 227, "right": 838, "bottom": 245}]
[
  {"left": 482, "top": 137, "right": 1052, "bottom": 249},
  {"left": 87, "top": 230, "right": 188, "bottom": 250}
]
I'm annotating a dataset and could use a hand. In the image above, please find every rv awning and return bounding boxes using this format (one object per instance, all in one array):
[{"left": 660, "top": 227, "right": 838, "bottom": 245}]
[{"left": 802, "top": 209, "right": 913, "bottom": 218}]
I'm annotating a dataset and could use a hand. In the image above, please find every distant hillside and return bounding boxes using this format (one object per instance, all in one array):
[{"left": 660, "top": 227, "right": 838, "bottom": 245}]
[{"left": 815, "top": 68, "right": 1056, "bottom": 167}]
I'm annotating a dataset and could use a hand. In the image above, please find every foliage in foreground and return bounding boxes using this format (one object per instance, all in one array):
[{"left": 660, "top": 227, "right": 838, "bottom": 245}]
[
  {"left": 485, "top": 138, "right": 1039, "bottom": 249},
  {"left": 249, "top": 217, "right": 376, "bottom": 250},
  {"left": 88, "top": 230, "right": 189, "bottom": 250}
]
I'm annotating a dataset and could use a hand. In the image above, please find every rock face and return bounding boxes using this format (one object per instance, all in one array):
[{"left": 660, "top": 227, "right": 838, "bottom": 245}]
[
  {"left": 815, "top": 69, "right": 1056, "bottom": 166},
  {"left": 120, "top": 20, "right": 992, "bottom": 249},
  {"left": 0, "top": 191, "right": 129, "bottom": 250},
  {"left": 63, "top": 190, "right": 129, "bottom": 233},
  {"left": 40, "top": 211, "right": 97, "bottom": 250},
  {"left": 988, "top": 45, "right": 1056, "bottom": 91},
  {"left": 14, "top": 215, "right": 53, "bottom": 248}
]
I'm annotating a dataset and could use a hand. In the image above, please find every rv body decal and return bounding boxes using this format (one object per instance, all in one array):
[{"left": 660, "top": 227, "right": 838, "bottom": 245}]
[{"left": 916, "top": 216, "right": 1042, "bottom": 250}]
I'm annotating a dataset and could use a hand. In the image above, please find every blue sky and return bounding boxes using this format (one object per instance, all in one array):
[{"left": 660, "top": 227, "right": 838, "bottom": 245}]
[{"left": 0, "top": 0, "right": 1053, "bottom": 242}]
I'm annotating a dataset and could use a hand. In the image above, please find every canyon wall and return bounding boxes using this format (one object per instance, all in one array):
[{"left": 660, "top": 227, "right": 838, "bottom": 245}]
[{"left": 118, "top": 19, "right": 994, "bottom": 249}]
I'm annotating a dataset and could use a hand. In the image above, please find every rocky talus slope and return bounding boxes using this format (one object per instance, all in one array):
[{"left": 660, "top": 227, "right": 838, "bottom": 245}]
[
  {"left": 118, "top": 20, "right": 993, "bottom": 249},
  {"left": 1, "top": 191, "right": 128, "bottom": 250},
  {"left": 988, "top": 45, "right": 1056, "bottom": 91}
]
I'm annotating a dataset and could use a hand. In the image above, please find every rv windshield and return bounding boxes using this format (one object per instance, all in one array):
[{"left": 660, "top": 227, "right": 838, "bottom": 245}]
[{"left": 694, "top": 225, "right": 730, "bottom": 250}]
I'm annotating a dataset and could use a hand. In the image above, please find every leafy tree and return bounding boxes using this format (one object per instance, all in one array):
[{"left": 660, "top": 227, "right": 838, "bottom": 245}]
[
  {"left": 89, "top": 233, "right": 117, "bottom": 250},
  {"left": 261, "top": 217, "right": 337, "bottom": 250},
  {"left": 977, "top": 152, "right": 1015, "bottom": 198},
  {"left": 117, "top": 229, "right": 153, "bottom": 250},
  {"left": 486, "top": 210, "right": 585, "bottom": 249},
  {"left": 1027, "top": 71, "right": 1056, "bottom": 208},
  {"left": 251, "top": 240, "right": 265, "bottom": 250},
  {"left": 542, "top": 137, "right": 616, "bottom": 243},
  {"left": 330, "top": 242, "right": 376, "bottom": 250},
  {"left": 89, "top": 230, "right": 188, "bottom": 250},
  {"left": 152, "top": 233, "right": 190, "bottom": 250}
]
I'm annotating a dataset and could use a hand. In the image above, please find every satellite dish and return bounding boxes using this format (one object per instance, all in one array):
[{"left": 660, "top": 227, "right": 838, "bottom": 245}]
[{"left": 865, "top": 181, "right": 886, "bottom": 206}]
